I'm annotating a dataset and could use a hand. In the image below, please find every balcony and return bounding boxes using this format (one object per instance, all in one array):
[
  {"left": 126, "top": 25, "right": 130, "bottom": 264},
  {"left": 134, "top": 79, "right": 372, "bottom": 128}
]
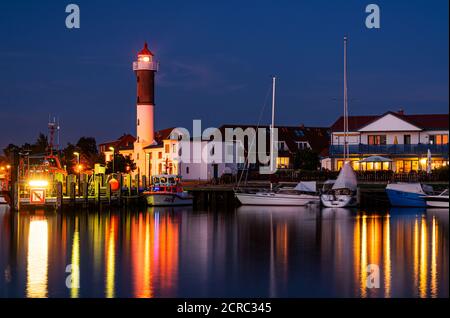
[{"left": 330, "top": 143, "right": 449, "bottom": 156}]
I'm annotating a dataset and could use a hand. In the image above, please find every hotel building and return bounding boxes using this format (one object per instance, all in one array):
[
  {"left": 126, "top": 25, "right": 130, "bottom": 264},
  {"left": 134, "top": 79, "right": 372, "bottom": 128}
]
[{"left": 324, "top": 110, "right": 449, "bottom": 172}]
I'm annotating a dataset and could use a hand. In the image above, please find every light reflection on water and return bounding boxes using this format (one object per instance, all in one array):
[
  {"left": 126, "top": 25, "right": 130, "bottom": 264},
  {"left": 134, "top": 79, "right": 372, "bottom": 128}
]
[{"left": 0, "top": 205, "right": 448, "bottom": 298}]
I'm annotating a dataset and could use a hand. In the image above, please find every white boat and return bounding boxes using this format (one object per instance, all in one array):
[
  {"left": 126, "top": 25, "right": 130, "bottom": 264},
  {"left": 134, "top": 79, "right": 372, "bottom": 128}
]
[
  {"left": 320, "top": 162, "right": 358, "bottom": 208},
  {"left": 235, "top": 181, "right": 320, "bottom": 206},
  {"left": 422, "top": 189, "right": 449, "bottom": 208},
  {"left": 143, "top": 175, "right": 193, "bottom": 206}
]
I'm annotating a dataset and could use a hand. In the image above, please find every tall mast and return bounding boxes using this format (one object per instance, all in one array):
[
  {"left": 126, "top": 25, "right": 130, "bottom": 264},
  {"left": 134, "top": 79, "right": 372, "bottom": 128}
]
[
  {"left": 270, "top": 76, "right": 276, "bottom": 172},
  {"left": 343, "top": 36, "right": 349, "bottom": 162}
]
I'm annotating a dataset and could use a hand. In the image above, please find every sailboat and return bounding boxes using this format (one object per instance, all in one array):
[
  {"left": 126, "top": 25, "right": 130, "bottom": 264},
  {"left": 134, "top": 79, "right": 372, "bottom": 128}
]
[
  {"left": 320, "top": 36, "right": 358, "bottom": 208},
  {"left": 234, "top": 77, "right": 320, "bottom": 206}
]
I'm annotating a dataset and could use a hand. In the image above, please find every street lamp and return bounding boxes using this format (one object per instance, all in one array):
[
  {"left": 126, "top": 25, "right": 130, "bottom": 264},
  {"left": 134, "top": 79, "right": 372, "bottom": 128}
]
[
  {"left": 109, "top": 147, "right": 115, "bottom": 173},
  {"left": 73, "top": 152, "right": 80, "bottom": 166}
]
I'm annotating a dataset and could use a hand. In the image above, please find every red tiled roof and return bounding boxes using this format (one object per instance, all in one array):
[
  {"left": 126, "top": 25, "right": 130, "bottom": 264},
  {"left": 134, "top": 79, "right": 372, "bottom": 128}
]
[
  {"left": 331, "top": 111, "right": 449, "bottom": 131},
  {"left": 331, "top": 115, "right": 378, "bottom": 132},
  {"left": 99, "top": 134, "right": 136, "bottom": 151},
  {"left": 399, "top": 114, "right": 449, "bottom": 130},
  {"left": 218, "top": 124, "right": 330, "bottom": 156},
  {"left": 143, "top": 128, "right": 176, "bottom": 149}
]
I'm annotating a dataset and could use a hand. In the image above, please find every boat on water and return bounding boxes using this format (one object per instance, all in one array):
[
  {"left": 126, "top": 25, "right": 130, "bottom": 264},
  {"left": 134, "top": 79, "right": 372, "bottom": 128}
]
[
  {"left": 421, "top": 189, "right": 449, "bottom": 208},
  {"left": 320, "top": 162, "right": 358, "bottom": 208},
  {"left": 143, "top": 174, "right": 193, "bottom": 206},
  {"left": 385, "top": 183, "right": 434, "bottom": 207},
  {"left": 235, "top": 181, "right": 320, "bottom": 206}
]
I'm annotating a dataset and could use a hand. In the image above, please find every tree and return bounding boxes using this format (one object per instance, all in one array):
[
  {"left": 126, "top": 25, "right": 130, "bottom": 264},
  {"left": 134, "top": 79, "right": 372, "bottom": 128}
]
[
  {"left": 293, "top": 149, "right": 320, "bottom": 171},
  {"left": 32, "top": 133, "right": 48, "bottom": 154},
  {"left": 76, "top": 137, "right": 103, "bottom": 170},
  {"left": 76, "top": 137, "right": 98, "bottom": 156},
  {"left": 61, "top": 143, "right": 77, "bottom": 174},
  {"left": 106, "top": 154, "right": 136, "bottom": 174},
  {"left": 3, "top": 144, "right": 20, "bottom": 159}
]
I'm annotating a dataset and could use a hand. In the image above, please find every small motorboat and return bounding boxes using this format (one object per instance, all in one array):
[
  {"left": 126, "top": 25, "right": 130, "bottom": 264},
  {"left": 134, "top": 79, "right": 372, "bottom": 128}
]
[
  {"left": 422, "top": 189, "right": 449, "bottom": 208},
  {"left": 143, "top": 174, "right": 193, "bottom": 206},
  {"left": 385, "top": 183, "right": 433, "bottom": 207},
  {"left": 235, "top": 181, "right": 320, "bottom": 206},
  {"left": 320, "top": 162, "right": 358, "bottom": 208}
]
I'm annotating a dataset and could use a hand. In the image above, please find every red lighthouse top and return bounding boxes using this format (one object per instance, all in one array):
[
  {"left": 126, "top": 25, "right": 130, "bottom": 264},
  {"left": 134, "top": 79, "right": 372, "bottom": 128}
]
[{"left": 138, "top": 42, "right": 154, "bottom": 57}]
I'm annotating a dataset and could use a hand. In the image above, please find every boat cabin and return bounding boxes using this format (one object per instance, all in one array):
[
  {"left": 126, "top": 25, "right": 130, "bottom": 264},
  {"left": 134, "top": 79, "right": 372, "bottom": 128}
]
[{"left": 150, "top": 174, "right": 184, "bottom": 193}]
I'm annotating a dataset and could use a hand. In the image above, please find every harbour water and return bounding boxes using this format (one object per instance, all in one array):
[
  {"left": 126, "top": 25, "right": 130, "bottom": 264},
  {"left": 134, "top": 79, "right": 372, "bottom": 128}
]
[{"left": 0, "top": 205, "right": 448, "bottom": 298}]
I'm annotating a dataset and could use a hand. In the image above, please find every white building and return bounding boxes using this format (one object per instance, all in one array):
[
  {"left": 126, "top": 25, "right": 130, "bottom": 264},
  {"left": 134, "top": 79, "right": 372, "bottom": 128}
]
[{"left": 325, "top": 110, "right": 449, "bottom": 172}]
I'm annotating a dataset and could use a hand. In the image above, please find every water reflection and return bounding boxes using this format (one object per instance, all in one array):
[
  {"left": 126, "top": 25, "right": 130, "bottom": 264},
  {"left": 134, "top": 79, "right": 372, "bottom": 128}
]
[
  {"left": 0, "top": 206, "right": 447, "bottom": 298},
  {"left": 26, "top": 215, "right": 48, "bottom": 298}
]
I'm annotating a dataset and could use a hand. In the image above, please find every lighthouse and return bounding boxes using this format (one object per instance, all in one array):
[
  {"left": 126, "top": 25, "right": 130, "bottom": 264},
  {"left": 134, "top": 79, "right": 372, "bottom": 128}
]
[{"left": 133, "top": 42, "right": 158, "bottom": 176}]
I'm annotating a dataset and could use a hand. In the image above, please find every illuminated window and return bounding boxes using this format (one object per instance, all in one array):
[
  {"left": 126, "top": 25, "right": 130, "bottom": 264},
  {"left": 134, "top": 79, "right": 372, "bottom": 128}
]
[
  {"left": 158, "top": 163, "right": 162, "bottom": 174},
  {"left": 172, "top": 144, "right": 177, "bottom": 153},
  {"left": 368, "top": 135, "right": 387, "bottom": 145},
  {"left": 396, "top": 160, "right": 404, "bottom": 173},
  {"left": 430, "top": 134, "right": 449, "bottom": 145},
  {"left": 158, "top": 152, "right": 162, "bottom": 159},
  {"left": 165, "top": 144, "right": 170, "bottom": 153},
  {"left": 382, "top": 162, "right": 390, "bottom": 170},
  {"left": 276, "top": 157, "right": 290, "bottom": 169}
]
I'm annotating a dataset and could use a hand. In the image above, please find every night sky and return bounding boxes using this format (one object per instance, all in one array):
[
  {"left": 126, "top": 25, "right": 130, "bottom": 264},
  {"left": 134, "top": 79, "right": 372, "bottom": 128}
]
[{"left": 0, "top": 0, "right": 448, "bottom": 150}]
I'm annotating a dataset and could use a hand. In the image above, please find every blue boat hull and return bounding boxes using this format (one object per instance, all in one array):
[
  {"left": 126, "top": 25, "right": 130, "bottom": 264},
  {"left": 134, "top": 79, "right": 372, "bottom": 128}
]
[{"left": 386, "top": 189, "right": 426, "bottom": 207}]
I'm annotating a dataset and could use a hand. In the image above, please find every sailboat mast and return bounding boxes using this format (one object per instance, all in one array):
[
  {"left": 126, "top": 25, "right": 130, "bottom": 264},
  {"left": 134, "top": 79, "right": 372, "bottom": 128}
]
[
  {"left": 270, "top": 76, "right": 276, "bottom": 172},
  {"left": 343, "top": 36, "right": 349, "bottom": 162}
]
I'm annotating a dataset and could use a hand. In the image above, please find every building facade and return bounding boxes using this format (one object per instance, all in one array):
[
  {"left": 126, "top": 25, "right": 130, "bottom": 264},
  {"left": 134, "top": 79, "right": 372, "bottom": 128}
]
[{"left": 325, "top": 110, "right": 449, "bottom": 172}]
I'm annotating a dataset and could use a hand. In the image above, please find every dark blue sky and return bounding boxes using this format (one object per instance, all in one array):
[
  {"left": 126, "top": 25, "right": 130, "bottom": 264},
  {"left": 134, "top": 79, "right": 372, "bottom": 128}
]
[{"left": 0, "top": 0, "right": 448, "bottom": 149}]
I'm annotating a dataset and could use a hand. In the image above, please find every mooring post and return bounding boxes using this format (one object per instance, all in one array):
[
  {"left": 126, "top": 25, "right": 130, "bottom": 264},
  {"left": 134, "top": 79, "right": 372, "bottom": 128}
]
[
  {"left": 118, "top": 174, "right": 122, "bottom": 205},
  {"left": 96, "top": 179, "right": 101, "bottom": 206},
  {"left": 128, "top": 174, "right": 132, "bottom": 197},
  {"left": 14, "top": 181, "right": 19, "bottom": 211},
  {"left": 70, "top": 182, "right": 76, "bottom": 205},
  {"left": 82, "top": 181, "right": 88, "bottom": 207},
  {"left": 142, "top": 175, "right": 147, "bottom": 190},
  {"left": 56, "top": 181, "right": 63, "bottom": 210},
  {"left": 106, "top": 182, "right": 111, "bottom": 205},
  {"left": 135, "top": 174, "right": 140, "bottom": 195}
]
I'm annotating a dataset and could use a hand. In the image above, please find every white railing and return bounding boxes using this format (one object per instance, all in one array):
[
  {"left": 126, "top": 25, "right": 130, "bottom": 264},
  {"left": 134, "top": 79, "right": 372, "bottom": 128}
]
[{"left": 133, "top": 61, "right": 158, "bottom": 71}]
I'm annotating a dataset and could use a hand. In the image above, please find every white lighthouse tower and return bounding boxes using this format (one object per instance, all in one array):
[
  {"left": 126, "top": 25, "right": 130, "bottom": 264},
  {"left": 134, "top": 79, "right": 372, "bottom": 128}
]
[{"left": 133, "top": 42, "right": 158, "bottom": 177}]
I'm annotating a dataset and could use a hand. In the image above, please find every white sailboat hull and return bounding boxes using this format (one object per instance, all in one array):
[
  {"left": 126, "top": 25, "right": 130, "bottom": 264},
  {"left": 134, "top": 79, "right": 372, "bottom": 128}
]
[
  {"left": 236, "top": 192, "right": 319, "bottom": 206},
  {"left": 320, "top": 194, "right": 357, "bottom": 208}
]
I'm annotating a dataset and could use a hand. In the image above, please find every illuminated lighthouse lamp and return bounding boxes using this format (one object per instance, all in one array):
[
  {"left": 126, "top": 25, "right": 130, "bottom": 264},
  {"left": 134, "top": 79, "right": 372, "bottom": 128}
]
[{"left": 134, "top": 42, "right": 158, "bottom": 70}]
